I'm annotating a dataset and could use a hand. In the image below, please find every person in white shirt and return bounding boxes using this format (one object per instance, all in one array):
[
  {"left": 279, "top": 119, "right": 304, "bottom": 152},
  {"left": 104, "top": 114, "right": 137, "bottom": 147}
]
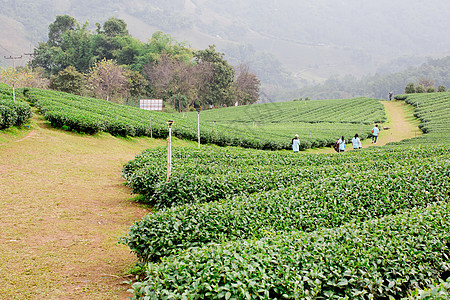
[
  {"left": 292, "top": 134, "right": 300, "bottom": 153},
  {"left": 338, "top": 136, "right": 346, "bottom": 152},
  {"left": 352, "top": 133, "right": 362, "bottom": 149},
  {"left": 371, "top": 124, "right": 380, "bottom": 143}
]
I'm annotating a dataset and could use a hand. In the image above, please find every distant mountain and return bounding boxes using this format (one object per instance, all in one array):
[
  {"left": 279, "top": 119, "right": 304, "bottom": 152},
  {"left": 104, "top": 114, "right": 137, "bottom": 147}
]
[{"left": 1, "top": 0, "right": 450, "bottom": 100}]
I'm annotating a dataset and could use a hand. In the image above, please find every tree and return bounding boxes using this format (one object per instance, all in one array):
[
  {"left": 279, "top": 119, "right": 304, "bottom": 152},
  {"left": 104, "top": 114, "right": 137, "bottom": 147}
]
[
  {"left": 415, "top": 84, "right": 425, "bottom": 93},
  {"left": 194, "top": 45, "right": 235, "bottom": 106},
  {"left": 103, "top": 17, "right": 129, "bottom": 37},
  {"left": 233, "top": 64, "right": 260, "bottom": 105},
  {"left": 123, "top": 69, "right": 148, "bottom": 106},
  {"left": 48, "top": 15, "right": 76, "bottom": 47},
  {"left": 437, "top": 85, "right": 447, "bottom": 92},
  {"left": 49, "top": 66, "right": 85, "bottom": 95},
  {"left": 426, "top": 86, "right": 436, "bottom": 93},
  {"left": 87, "top": 59, "right": 128, "bottom": 102},
  {"left": 0, "top": 67, "right": 48, "bottom": 89},
  {"left": 405, "top": 82, "right": 415, "bottom": 94},
  {"left": 144, "top": 53, "right": 212, "bottom": 111},
  {"left": 417, "top": 78, "right": 434, "bottom": 89}
]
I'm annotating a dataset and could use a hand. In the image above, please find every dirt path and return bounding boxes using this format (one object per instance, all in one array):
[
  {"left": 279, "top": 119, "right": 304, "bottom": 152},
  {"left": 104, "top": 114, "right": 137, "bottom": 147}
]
[
  {"left": 0, "top": 115, "right": 172, "bottom": 299},
  {"left": 0, "top": 100, "right": 421, "bottom": 299},
  {"left": 307, "top": 100, "right": 421, "bottom": 153}
]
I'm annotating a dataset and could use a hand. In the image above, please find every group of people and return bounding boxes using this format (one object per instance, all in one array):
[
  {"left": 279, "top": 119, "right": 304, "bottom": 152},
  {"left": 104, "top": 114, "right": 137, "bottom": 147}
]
[{"left": 291, "top": 124, "right": 380, "bottom": 153}]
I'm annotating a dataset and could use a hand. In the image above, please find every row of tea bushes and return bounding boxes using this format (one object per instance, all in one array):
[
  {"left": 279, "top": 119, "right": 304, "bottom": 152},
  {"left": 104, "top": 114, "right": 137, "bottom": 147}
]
[
  {"left": 122, "top": 146, "right": 450, "bottom": 262},
  {"left": 397, "top": 92, "right": 450, "bottom": 143},
  {"left": 22, "top": 87, "right": 382, "bottom": 150},
  {"left": 122, "top": 144, "right": 450, "bottom": 208},
  {"left": 130, "top": 202, "right": 450, "bottom": 299},
  {"left": 0, "top": 84, "right": 32, "bottom": 129}
]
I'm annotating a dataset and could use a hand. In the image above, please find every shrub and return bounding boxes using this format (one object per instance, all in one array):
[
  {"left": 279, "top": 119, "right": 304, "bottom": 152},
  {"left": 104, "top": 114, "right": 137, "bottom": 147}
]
[
  {"left": 405, "top": 82, "right": 415, "bottom": 94},
  {"left": 438, "top": 85, "right": 447, "bottom": 92},
  {"left": 415, "top": 84, "right": 425, "bottom": 93}
]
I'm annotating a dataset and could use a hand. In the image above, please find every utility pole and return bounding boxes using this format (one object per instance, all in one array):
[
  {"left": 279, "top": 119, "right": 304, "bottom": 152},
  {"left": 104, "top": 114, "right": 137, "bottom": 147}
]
[
  {"left": 23, "top": 53, "right": 34, "bottom": 70},
  {"left": 4, "top": 55, "right": 22, "bottom": 103},
  {"left": 4, "top": 55, "right": 22, "bottom": 69}
]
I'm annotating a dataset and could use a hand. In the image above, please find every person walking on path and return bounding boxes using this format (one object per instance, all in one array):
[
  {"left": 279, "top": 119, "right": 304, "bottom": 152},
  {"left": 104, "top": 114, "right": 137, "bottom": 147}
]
[
  {"left": 389, "top": 91, "right": 393, "bottom": 101},
  {"left": 292, "top": 134, "right": 300, "bottom": 153},
  {"left": 338, "top": 136, "right": 346, "bottom": 152},
  {"left": 371, "top": 124, "right": 380, "bottom": 143},
  {"left": 352, "top": 133, "right": 362, "bottom": 149}
]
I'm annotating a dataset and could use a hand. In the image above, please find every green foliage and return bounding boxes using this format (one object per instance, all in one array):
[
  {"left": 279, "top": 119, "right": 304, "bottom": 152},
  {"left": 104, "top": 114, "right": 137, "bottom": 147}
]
[
  {"left": 416, "top": 84, "right": 425, "bottom": 93},
  {"left": 402, "top": 92, "right": 450, "bottom": 142},
  {"left": 130, "top": 203, "right": 450, "bottom": 299},
  {"left": 438, "top": 85, "right": 447, "bottom": 92},
  {"left": 47, "top": 15, "right": 77, "bottom": 47},
  {"left": 0, "top": 84, "right": 33, "bottom": 129},
  {"left": 123, "top": 92, "right": 450, "bottom": 299},
  {"left": 427, "top": 86, "right": 436, "bottom": 93},
  {"left": 49, "top": 66, "right": 85, "bottom": 95},
  {"left": 122, "top": 145, "right": 450, "bottom": 261},
  {"left": 22, "top": 88, "right": 382, "bottom": 150},
  {"left": 405, "top": 82, "right": 416, "bottom": 94},
  {"left": 195, "top": 45, "right": 235, "bottom": 106},
  {"left": 406, "top": 279, "right": 450, "bottom": 299}
]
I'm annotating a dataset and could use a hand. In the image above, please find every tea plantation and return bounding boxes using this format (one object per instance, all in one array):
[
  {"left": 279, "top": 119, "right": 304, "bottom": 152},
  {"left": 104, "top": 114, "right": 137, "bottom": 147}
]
[
  {"left": 0, "top": 84, "right": 32, "bottom": 129},
  {"left": 122, "top": 93, "right": 450, "bottom": 299},
  {"left": 1, "top": 84, "right": 449, "bottom": 299},
  {"left": 21, "top": 88, "right": 384, "bottom": 150}
]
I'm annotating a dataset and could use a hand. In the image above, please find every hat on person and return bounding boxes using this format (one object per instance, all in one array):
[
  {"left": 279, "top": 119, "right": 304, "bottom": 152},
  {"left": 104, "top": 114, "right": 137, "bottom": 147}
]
[{"left": 295, "top": 134, "right": 299, "bottom": 138}]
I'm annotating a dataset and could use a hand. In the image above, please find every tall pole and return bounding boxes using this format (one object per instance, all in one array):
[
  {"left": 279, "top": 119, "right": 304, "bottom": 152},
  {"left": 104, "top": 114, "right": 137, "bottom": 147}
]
[
  {"left": 166, "top": 120, "right": 174, "bottom": 181},
  {"left": 197, "top": 110, "right": 200, "bottom": 148},
  {"left": 4, "top": 55, "right": 22, "bottom": 103}
]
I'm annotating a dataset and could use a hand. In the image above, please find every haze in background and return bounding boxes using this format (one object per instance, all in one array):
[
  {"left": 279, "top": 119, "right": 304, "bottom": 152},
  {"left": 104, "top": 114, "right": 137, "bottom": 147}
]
[{"left": 1, "top": 0, "right": 449, "bottom": 100}]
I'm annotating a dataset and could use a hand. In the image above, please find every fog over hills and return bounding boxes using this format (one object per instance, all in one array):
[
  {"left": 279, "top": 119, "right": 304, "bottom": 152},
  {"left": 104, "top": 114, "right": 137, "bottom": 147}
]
[{"left": 1, "top": 0, "right": 450, "bottom": 99}]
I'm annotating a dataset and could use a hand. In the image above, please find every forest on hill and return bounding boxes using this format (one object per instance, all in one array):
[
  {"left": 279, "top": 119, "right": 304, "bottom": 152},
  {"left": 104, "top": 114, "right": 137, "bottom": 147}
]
[
  {"left": 1, "top": 16, "right": 261, "bottom": 111},
  {"left": 282, "top": 56, "right": 450, "bottom": 101},
  {"left": 1, "top": 0, "right": 450, "bottom": 101}
]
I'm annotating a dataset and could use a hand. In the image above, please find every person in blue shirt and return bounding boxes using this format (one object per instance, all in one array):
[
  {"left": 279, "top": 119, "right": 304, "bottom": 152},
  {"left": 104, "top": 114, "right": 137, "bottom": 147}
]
[
  {"left": 292, "top": 134, "right": 300, "bottom": 153},
  {"left": 371, "top": 124, "right": 380, "bottom": 143},
  {"left": 338, "top": 136, "right": 346, "bottom": 152},
  {"left": 352, "top": 133, "right": 362, "bottom": 149}
]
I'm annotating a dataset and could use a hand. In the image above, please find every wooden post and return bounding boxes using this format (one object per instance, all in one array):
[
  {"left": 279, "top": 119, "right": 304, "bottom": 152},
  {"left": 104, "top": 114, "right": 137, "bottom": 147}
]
[
  {"left": 197, "top": 110, "right": 200, "bottom": 148},
  {"left": 166, "top": 121, "right": 174, "bottom": 181},
  {"left": 150, "top": 117, "right": 153, "bottom": 139}
]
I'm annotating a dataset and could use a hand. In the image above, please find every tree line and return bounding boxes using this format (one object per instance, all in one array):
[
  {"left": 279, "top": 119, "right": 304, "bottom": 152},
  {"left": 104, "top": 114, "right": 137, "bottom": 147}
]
[
  {"left": 5, "top": 15, "right": 261, "bottom": 111},
  {"left": 280, "top": 56, "right": 450, "bottom": 101}
]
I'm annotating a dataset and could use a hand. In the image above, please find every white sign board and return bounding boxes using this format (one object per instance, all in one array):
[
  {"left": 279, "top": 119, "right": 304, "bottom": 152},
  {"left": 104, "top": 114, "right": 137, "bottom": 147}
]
[{"left": 140, "top": 99, "right": 163, "bottom": 111}]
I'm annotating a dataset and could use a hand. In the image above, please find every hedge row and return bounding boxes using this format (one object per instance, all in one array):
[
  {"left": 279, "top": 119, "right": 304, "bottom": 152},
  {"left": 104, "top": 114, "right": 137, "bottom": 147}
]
[
  {"left": 122, "top": 144, "right": 450, "bottom": 208},
  {"left": 130, "top": 202, "right": 450, "bottom": 299},
  {"left": 122, "top": 149, "right": 450, "bottom": 262},
  {"left": 0, "top": 100, "right": 33, "bottom": 129}
]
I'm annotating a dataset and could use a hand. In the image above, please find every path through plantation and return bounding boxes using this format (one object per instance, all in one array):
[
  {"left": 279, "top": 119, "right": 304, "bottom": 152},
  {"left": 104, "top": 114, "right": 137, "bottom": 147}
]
[{"left": 0, "top": 99, "right": 420, "bottom": 299}]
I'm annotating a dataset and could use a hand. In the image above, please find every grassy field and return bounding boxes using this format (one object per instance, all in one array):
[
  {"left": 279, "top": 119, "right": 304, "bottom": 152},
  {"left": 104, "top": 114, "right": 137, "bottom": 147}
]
[{"left": 1, "top": 88, "right": 448, "bottom": 299}]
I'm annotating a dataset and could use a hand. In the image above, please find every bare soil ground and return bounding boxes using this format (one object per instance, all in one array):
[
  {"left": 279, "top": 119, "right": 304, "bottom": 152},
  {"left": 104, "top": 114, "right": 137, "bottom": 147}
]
[{"left": 0, "top": 100, "right": 421, "bottom": 299}]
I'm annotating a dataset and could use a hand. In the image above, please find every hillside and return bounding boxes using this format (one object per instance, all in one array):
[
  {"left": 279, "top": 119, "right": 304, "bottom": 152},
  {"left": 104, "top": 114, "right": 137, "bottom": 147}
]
[
  {"left": 1, "top": 85, "right": 449, "bottom": 298},
  {"left": 2, "top": 0, "right": 450, "bottom": 99}
]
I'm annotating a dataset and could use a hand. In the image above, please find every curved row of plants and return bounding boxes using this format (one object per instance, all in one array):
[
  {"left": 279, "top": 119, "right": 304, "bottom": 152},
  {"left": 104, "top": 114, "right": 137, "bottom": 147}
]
[
  {"left": 122, "top": 145, "right": 450, "bottom": 262},
  {"left": 0, "top": 84, "right": 33, "bottom": 129},
  {"left": 122, "top": 93, "right": 450, "bottom": 299},
  {"left": 130, "top": 202, "right": 450, "bottom": 299},
  {"left": 395, "top": 92, "right": 450, "bottom": 143},
  {"left": 122, "top": 144, "right": 450, "bottom": 208},
  {"left": 22, "top": 87, "right": 382, "bottom": 150}
]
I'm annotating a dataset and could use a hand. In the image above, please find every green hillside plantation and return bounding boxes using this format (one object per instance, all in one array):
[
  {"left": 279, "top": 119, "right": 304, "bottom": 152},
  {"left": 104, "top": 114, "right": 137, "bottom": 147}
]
[
  {"left": 121, "top": 94, "right": 450, "bottom": 299},
  {"left": 1, "top": 84, "right": 449, "bottom": 299},
  {"left": 20, "top": 87, "right": 384, "bottom": 150}
]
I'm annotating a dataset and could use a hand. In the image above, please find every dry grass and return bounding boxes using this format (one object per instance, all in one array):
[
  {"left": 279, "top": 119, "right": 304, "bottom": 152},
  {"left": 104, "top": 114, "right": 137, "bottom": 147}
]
[{"left": 0, "top": 114, "right": 191, "bottom": 299}]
